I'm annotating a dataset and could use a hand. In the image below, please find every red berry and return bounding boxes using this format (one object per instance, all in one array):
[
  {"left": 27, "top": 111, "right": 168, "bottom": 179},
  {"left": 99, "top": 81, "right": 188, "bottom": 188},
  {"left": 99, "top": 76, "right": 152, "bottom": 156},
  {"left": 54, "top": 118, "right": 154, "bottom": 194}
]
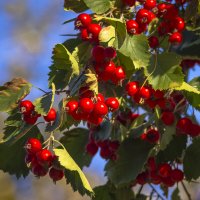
[
  {"left": 23, "top": 114, "right": 39, "bottom": 125},
  {"left": 102, "top": 61, "right": 116, "bottom": 81},
  {"left": 176, "top": 117, "right": 192, "bottom": 134},
  {"left": 97, "top": 93, "right": 105, "bottom": 102},
  {"left": 156, "top": 3, "right": 168, "bottom": 17},
  {"left": 93, "top": 102, "right": 108, "bottom": 117},
  {"left": 36, "top": 149, "right": 53, "bottom": 166},
  {"left": 158, "top": 21, "right": 171, "bottom": 36},
  {"left": 173, "top": 17, "right": 185, "bottom": 32},
  {"left": 136, "top": 171, "right": 148, "bottom": 185},
  {"left": 123, "top": 0, "right": 136, "bottom": 7},
  {"left": 128, "top": 112, "right": 140, "bottom": 122},
  {"left": 19, "top": 100, "right": 34, "bottom": 115},
  {"left": 104, "top": 47, "right": 117, "bottom": 60},
  {"left": 65, "top": 100, "right": 78, "bottom": 114},
  {"left": 71, "top": 111, "right": 82, "bottom": 121},
  {"left": 148, "top": 36, "right": 159, "bottom": 48},
  {"left": 169, "top": 32, "right": 182, "bottom": 44},
  {"left": 25, "top": 138, "right": 42, "bottom": 154},
  {"left": 126, "top": 20, "right": 139, "bottom": 34},
  {"left": 161, "top": 176, "right": 175, "bottom": 187},
  {"left": 149, "top": 171, "right": 161, "bottom": 184},
  {"left": 126, "top": 81, "right": 139, "bottom": 96},
  {"left": 144, "top": 0, "right": 156, "bottom": 10},
  {"left": 75, "top": 13, "right": 92, "bottom": 29},
  {"left": 79, "top": 98, "right": 94, "bottom": 113},
  {"left": 31, "top": 164, "right": 48, "bottom": 177},
  {"left": 161, "top": 111, "right": 175, "bottom": 126},
  {"left": 43, "top": 108, "right": 57, "bottom": 122},
  {"left": 147, "top": 157, "right": 157, "bottom": 171},
  {"left": 88, "top": 113, "right": 103, "bottom": 125},
  {"left": 86, "top": 142, "right": 98, "bottom": 156},
  {"left": 49, "top": 168, "right": 64, "bottom": 182},
  {"left": 164, "top": 4, "right": 178, "bottom": 20},
  {"left": 113, "top": 66, "right": 126, "bottom": 83},
  {"left": 146, "top": 129, "right": 160, "bottom": 143},
  {"left": 79, "top": 86, "right": 94, "bottom": 99},
  {"left": 158, "top": 163, "right": 172, "bottom": 178},
  {"left": 109, "top": 140, "right": 120, "bottom": 151},
  {"left": 87, "top": 24, "right": 102, "bottom": 41},
  {"left": 152, "top": 89, "right": 164, "bottom": 99},
  {"left": 189, "top": 124, "right": 200, "bottom": 137},
  {"left": 139, "top": 86, "right": 151, "bottom": 99},
  {"left": 105, "top": 97, "right": 120, "bottom": 112},
  {"left": 92, "top": 46, "right": 105, "bottom": 63},
  {"left": 80, "top": 29, "right": 89, "bottom": 41},
  {"left": 171, "top": 169, "right": 184, "bottom": 182},
  {"left": 136, "top": 9, "right": 151, "bottom": 24},
  {"left": 100, "top": 146, "right": 112, "bottom": 159}
]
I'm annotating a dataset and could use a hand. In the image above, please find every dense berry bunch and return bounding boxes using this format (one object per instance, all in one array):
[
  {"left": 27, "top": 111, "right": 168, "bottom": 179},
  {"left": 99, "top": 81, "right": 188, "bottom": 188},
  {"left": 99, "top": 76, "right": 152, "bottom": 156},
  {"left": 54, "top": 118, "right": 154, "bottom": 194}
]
[{"left": 25, "top": 138, "right": 64, "bottom": 182}]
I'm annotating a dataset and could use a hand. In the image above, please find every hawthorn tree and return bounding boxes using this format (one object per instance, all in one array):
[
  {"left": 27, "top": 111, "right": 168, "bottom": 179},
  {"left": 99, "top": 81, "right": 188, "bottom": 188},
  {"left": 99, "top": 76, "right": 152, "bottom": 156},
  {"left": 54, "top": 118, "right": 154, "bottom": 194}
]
[{"left": 0, "top": 0, "right": 200, "bottom": 199}]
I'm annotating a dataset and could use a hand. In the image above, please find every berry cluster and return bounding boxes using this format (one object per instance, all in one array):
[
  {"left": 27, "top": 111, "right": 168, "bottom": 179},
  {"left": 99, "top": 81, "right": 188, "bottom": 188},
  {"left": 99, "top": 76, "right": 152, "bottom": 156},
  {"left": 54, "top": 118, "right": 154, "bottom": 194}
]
[
  {"left": 92, "top": 46, "right": 126, "bottom": 84},
  {"left": 75, "top": 13, "right": 102, "bottom": 43},
  {"left": 25, "top": 138, "right": 64, "bottom": 182},
  {"left": 141, "top": 128, "right": 160, "bottom": 143},
  {"left": 65, "top": 93, "right": 119, "bottom": 126},
  {"left": 181, "top": 59, "right": 200, "bottom": 71},
  {"left": 19, "top": 100, "right": 57, "bottom": 125},
  {"left": 135, "top": 157, "right": 184, "bottom": 187},
  {"left": 86, "top": 138, "right": 120, "bottom": 161},
  {"left": 125, "top": 1, "right": 185, "bottom": 46}
]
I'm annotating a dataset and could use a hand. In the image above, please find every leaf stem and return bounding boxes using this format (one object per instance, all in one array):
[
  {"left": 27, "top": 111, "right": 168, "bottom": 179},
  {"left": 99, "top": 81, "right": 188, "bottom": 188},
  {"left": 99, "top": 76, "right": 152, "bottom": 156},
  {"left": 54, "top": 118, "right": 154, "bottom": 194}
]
[
  {"left": 53, "top": 138, "right": 66, "bottom": 150},
  {"left": 181, "top": 181, "right": 192, "bottom": 200},
  {"left": 32, "top": 85, "right": 49, "bottom": 94}
]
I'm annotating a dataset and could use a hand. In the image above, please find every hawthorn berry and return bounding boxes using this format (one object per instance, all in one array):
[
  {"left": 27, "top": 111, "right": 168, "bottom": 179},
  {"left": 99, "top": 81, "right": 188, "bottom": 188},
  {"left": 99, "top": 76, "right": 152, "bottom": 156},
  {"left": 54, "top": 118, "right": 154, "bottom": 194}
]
[
  {"left": 87, "top": 24, "right": 102, "bottom": 41},
  {"left": 23, "top": 114, "right": 39, "bottom": 125},
  {"left": 49, "top": 168, "right": 64, "bottom": 182},
  {"left": 65, "top": 100, "right": 78, "bottom": 114},
  {"left": 102, "top": 61, "right": 116, "bottom": 81},
  {"left": 86, "top": 141, "right": 98, "bottom": 156},
  {"left": 161, "top": 111, "right": 175, "bottom": 125},
  {"left": 136, "top": 171, "right": 148, "bottom": 185},
  {"left": 97, "top": 93, "right": 105, "bottom": 102},
  {"left": 113, "top": 66, "right": 126, "bottom": 83},
  {"left": 176, "top": 117, "right": 192, "bottom": 134},
  {"left": 104, "top": 47, "right": 117, "bottom": 60},
  {"left": 144, "top": 0, "right": 156, "bottom": 10},
  {"left": 36, "top": 149, "right": 53, "bottom": 166},
  {"left": 158, "top": 163, "right": 172, "bottom": 178},
  {"left": 31, "top": 164, "right": 48, "bottom": 177},
  {"left": 171, "top": 169, "right": 184, "bottom": 182},
  {"left": 43, "top": 108, "right": 57, "bottom": 122},
  {"left": 19, "top": 100, "right": 34, "bottom": 115},
  {"left": 25, "top": 138, "right": 42, "bottom": 154},
  {"left": 126, "top": 20, "right": 139, "bottom": 34},
  {"left": 136, "top": 9, "right": 151, "bottom": 24},
  {"left": 122, "top": 0, "right": 136, "bottom": 7},
  {"left": 139, "top": 86, "right": 151, "bottom": 99},
  {"left": 79, "top": 98, "right": 94, "bottom": 113},
  {"left": 148, "top": 36, "right": 159, "bottom": 48},
  {"left": 126, "top": 81, "right": 139, "bottom": 96},
  {"left": 173, "top": 16, "right": 185, "bottom": 32},
  {"left": 75, "top": 13, "right": 91, "bottom": 30},
  {"left": 169, "top": 32, "right": 182, "bottom": 44},
  {"left": 93, "top": 102, "right": 108, "bottom": 117},
  {"left": 92, "top": 46, "right": 105, "bottom": 63},
  {"left": 80, "top": 29, "right": 89, "bottom": 41},
  {"left": 146, "top": 129, "right": 160, "bottom": 143},
  {"left": 105, "top": 97, "right": 120, "bottom": 112}
]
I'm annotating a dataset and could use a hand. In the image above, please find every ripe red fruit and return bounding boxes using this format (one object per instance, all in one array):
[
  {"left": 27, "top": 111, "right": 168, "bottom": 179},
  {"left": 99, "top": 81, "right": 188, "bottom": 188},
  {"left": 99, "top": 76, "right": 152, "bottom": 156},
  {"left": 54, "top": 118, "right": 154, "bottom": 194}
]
[
  {"left": 139, "top": 86, "right": 151, "bottom": 99},
  {"left": 189, "top": 124, "right": 200, "bottom": 137},
  {"left": 71, "top": 111, "right": 82, "bottom": 121},
  {"left": 87, "top": 24, "right": 102, "bottom": 41},
  {"left": 88, "top": 113, "right": 103, "bottom": 125},
  {"left": 104, "top": 47, "right": 117, "bottom": 60},
  {"left": 136, "top": 9, "right": 151, "bottom": 24},
  {"left": 65, "top": 100, "right": 78, "bottom": 114},
  {"left": 173, "top": 17, "right": 185, "bottom": 32},
  {"left": 156, "top": 3, "right": 167, "bottom": 17},
  {"left": 126, "top": 81, "right": 139, "bottom": 96},
  {"left": 31, "top": 164, "right": 48, "bottom": 177},
  {"left": 169, "top": 32, "right": 183, "bottom": 44},
  {"left": 171, "top": 169, "right": 184, "bottom": 182},
  {"left": 158, "top": 163, "right": 172, "bottom": 178},
  {"left": 113, "top": 66, "right": 126, "bottom": 83},
  {"left": 36, "top": 149, "right": 53, "bottom": 166},
  {"left": 86, "top": 142, "right": 98, "bottom": 156},
  {"left": 149, "top": 171, "right": 161, "bottom": 185},
  {"left": 23, "top": 114, "right": 39, "bottom": 125},
  {"left": 161, "top": 176, "right": 175, "bottom": 187},
  {"left": 109, "top": 140, "right": 120, "bottom": 151},
  {"left": 148, "top": 36, "right": 159, "bottom": 48},
  {"left": 92, "top": 46, "right": 105, "bottom": 63},
  {"left": 164, "top": 4, "right": 178, "bottom": 20},
  {"left": 147, "top": 157, "right": 157, "bottom": 171},
  {"left": 79, "top": 86, "right": 94, "bottom": 99},
  {"left": 93, "top": 102, "right": 108, "bottom": 117},
  {"left": 49, "top": 168, "right": 64, "bottom": 182},
  {"left": 126, "top": 20, "right": 139, "bottom": 34},
  {"left": 105, "top": 97, "right": 120, "bottom": 112},
  {"left": 80, "top": 29, "right": 89, "bottom": 41},
  {"left": 146, "top": 129, "right": 160, "bottom": 143},
  {"left": 144, "top": 0, "right": 156, "bottom": 10},
  {"left": 161, "top": 111, "right": 175, "bottom": 126},
  {"left": 97, "top": 93, "right": 105, "bottom": 102},
  {"left": 176, "top": 117, "right": 192, "bottom": 134},
  {"left": 43, "top": 108, "right": 57, "bottom": 122},
  {"left": 136, "top": 171, "right": 148, "bottom": 185},
  {"left": 123, "top": 0, "right": 136, "bottom": 7},
  {"left": 102, "top": 61, "right": 116, "bottom": 81},
  {"left": 19, "top": 100, "right": 34, "bottom": 114},
  {"left": 100, "top": 146, "right": 112, "bottom": 159},
  {"left": 79, "top": 98, "right": 94, "bottom": 113},
  {"left": 25, "top": 138, "right": 42, "bottom": 154},
  {"left": 75, "top": 13, "right": 92, "bottom": 29},
  {"left": 158, "top": 21, "right": 171, "bottom": 36}
]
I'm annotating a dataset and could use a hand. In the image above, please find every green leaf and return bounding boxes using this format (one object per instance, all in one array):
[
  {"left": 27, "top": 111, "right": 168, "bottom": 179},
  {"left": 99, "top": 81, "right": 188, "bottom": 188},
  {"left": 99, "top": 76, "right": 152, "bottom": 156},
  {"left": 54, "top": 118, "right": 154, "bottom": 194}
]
[
  {"left": 129, "top": 114, "right": 146, "bottom": 130},
  {"left": 117, "top": 51, "right": 135, "bottom": 78},
  {"left": 171, "top": 188, "right": 181, "bottom": 200},
  {"left": 54, "top": 148, "right": 94, "bottom": 196},
  {"left": 64, "top": 0, "right": 88, "bottom": 13},
  {"left": 83, "top": 0, "right": 111, "bottom": 14},
  {"left": 119, "top": 34, "right": 150, "bottom": 70},
  {"left": 160, "top": 124, "right": 176, "bottom": 151},
  {"left": 93, "top": 120, "right": 112, "bottom": 141},
  {"left": 72, "top": 42, "right": 93, "bottom": 67},
  {"left": 33, "top": 83, "right": 56, "bottom": 115},
  {"left": 174, "top": 82, "right": 200, "bottom": 108},
  {"left": 48, "top": 44, "right": 80, "bottom": 89},
  {"left": 99, "top": 26, "right": 115, "bottom": 45},
  {"left": 45, "top": 111, "right": 62, "bottom": 132},
  {"left": 0, "top": 78, "right": 32, "bottom": 112},
  {"left": 144, "top": 53, "right": 184, "bottom": 90},
  {"left": 183, "top": 138, "right": 200, "bottom": 180},
  {"left": 105, "top": 139, "right": 153, "bottom": 186},
  {"left": 93, "top": 185, "right": 114, "bottom": 200},
  {"left": 95, "top": 17, "right": 126, "bottom": 49},
  {"left": 63, "top": 38, "right": 82, "bottom": 53},
  {"left": 157, "top": 135, "right": 187, "bottom": 163},
  {"left": 60, "top": 128, "right": 92, "bottom": 168},
  {"left": 0, "top": 126, "right": 43, "bottom": 178}
]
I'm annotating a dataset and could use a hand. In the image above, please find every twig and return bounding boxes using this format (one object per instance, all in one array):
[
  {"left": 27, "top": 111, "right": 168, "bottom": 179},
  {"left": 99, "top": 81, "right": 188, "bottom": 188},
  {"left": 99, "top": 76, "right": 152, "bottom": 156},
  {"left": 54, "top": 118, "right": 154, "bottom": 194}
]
[
  {"left": 181, "top": 181, "right": 192, "bottom": 200},
  {"left": 149, "top": 184, "right": 165, "bottom": 200}
]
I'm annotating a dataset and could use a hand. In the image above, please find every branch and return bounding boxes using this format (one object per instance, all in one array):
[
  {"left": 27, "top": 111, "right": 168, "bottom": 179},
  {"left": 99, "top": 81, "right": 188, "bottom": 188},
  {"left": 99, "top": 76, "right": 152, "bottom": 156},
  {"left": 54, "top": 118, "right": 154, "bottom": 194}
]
[
  {"left": 181, "top": 181, "right": 192, "bottom": 200},
  {"left": 149, "top": 184, "right": 165, "bottom": 200}
]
